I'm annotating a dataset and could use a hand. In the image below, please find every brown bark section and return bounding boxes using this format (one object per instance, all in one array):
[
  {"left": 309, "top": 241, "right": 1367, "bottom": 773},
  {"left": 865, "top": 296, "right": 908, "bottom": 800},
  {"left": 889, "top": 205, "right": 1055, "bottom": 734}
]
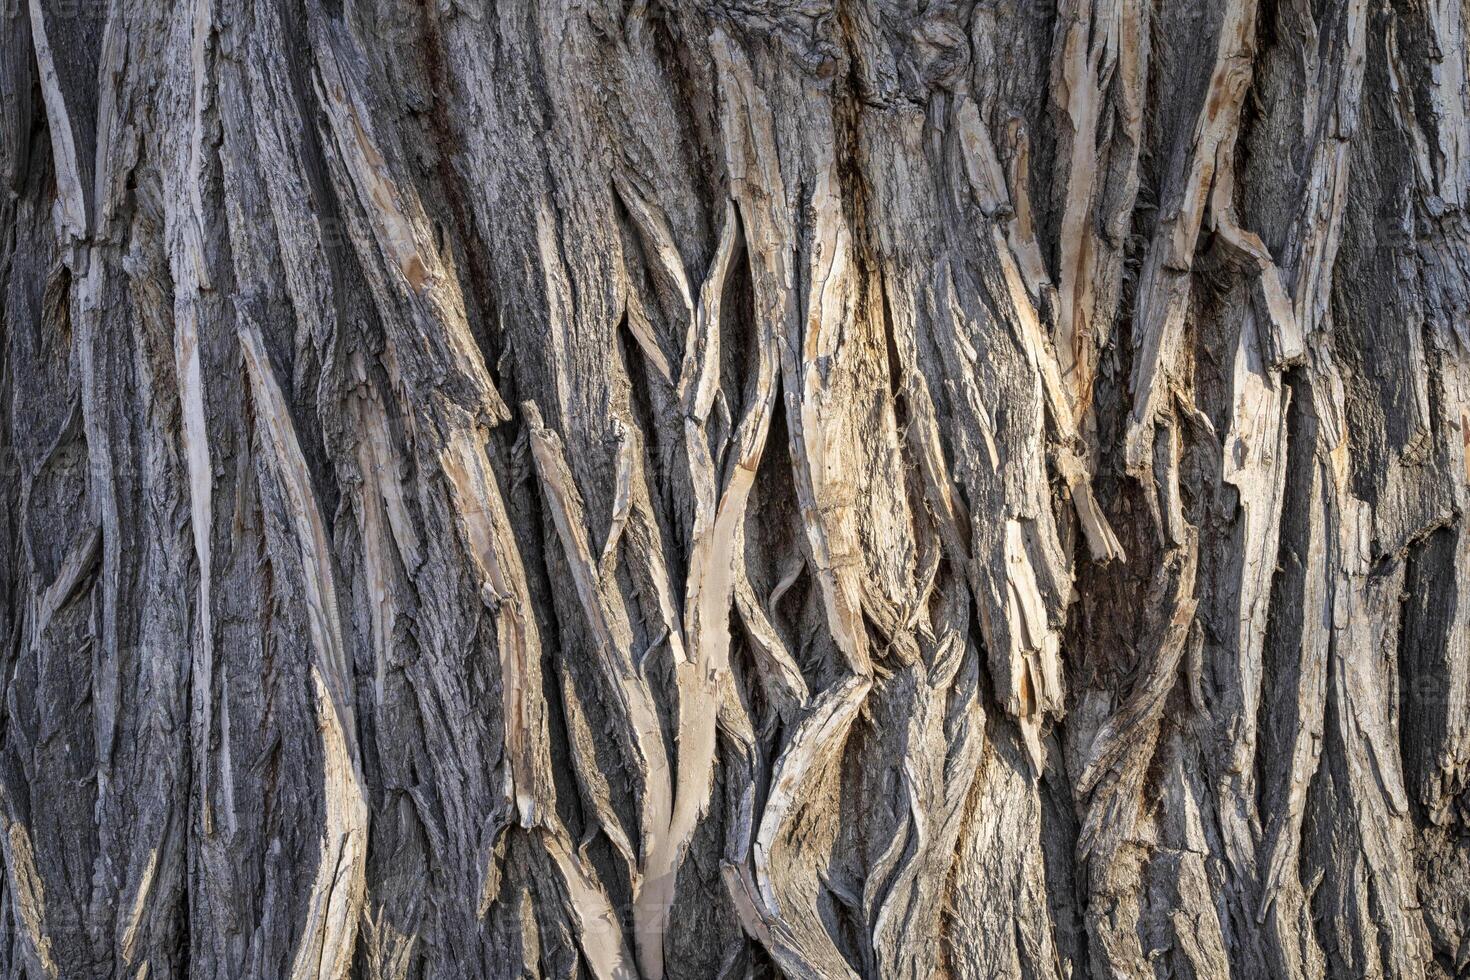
[{"left": 2, "top": 1, "right": 1469, "bottom": 978}]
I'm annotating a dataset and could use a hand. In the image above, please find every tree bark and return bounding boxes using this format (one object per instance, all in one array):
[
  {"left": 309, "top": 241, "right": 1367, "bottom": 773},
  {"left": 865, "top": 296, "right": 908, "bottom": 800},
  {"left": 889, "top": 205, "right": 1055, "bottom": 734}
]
[{"left": 2, "top": 0, "right": 1469, "bottom": 977}]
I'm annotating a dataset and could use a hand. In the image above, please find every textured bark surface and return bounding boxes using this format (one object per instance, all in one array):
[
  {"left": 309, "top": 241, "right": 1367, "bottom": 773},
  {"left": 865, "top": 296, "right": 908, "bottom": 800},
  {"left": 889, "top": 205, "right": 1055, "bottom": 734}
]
[{"left": 3, "top": 0, "right": 1470, "bottom": 977}]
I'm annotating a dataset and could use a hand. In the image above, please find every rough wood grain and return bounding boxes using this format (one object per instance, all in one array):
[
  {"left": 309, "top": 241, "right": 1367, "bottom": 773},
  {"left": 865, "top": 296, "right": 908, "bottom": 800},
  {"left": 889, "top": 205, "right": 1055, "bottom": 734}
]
[{"left": 2, "top": 1, "right": 1469, "bottom": 977}]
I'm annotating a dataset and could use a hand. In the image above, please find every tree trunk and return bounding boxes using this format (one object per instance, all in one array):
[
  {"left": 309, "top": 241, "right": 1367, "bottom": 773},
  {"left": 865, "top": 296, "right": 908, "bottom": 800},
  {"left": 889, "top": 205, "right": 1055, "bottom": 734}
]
[{"left": 2, "top": 0, "right": 1469, "bottom": 977}]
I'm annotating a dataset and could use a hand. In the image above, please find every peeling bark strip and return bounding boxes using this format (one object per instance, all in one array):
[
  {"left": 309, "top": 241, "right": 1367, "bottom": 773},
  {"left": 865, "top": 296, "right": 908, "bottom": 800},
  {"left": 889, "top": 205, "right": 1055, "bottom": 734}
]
[
  {"left": 239, "top": 316, "right": 368, "bottom": 980},
  {"left": 3, "top": 0, "right": 1470, "bottom": 977}
]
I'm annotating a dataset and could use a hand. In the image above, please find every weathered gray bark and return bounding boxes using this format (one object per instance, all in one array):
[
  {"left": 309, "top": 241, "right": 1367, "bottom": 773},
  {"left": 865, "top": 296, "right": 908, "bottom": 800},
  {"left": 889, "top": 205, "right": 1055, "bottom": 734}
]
[{"left": 2, "top": 0, "right": 1469, "bottom": 977}]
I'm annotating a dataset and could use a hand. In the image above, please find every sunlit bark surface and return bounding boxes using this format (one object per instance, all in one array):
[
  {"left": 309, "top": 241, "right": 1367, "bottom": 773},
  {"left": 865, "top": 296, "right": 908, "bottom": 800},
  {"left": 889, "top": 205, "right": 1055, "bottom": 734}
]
[{"left": 3, "top": 1, "right": 1470, "bottom": 977}]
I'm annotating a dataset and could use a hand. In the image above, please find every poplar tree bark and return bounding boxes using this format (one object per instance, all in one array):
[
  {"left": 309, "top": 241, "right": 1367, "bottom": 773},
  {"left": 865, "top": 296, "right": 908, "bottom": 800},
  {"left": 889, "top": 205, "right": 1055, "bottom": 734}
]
[{"left": 3, "top": 0, "right": 1470, "bottom": 977}]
